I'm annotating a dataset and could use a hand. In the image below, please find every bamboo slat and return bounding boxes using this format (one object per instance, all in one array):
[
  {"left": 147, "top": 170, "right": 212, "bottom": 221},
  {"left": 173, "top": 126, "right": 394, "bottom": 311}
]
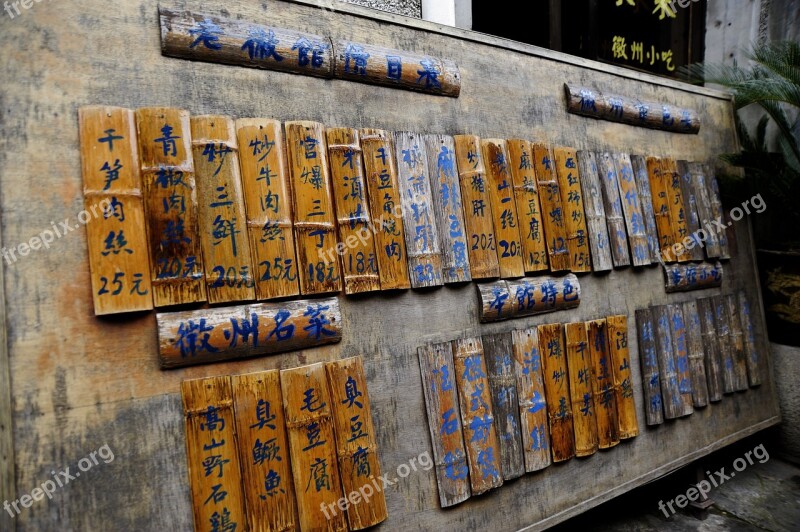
[
  {"left": 630, "top": 154, "right": 662, "bottom": 264},
  {"left": 652, "top": 305, "right": 683, "bottom": 419},
  {"left": 712, "top": 295, "right": 737, "bottom": 394},
  {"left": 511, "top": 328, "right": 551, "bottom": 472},
  {"left": 661, "top": 158, "right": 691, "bottom": 263},
  {"left": 612, "top": 153, "right": 650, "bottom": 266},
  {"left": 645, "top": 156, "right": 675, "bottom": 262},
  {"left": 532, "top": 143, "right": 571, "bottom": 271},
  {"left": 696, "top": 297, "right": 724, "bottom": 402},
  {"left": 606, "top": 315, "right": 639, "bottom": 439},
  {"left": 537, "top": 323, "right": 575, "bottom": 462},
  {"left": 576, "top": 150, "right": 613, "bottom": 272},
  {"left": 681, "top": 301, "right": 709, "bottom": 408},
  {"left": 635, "top": 308, "right": 664, "bottom": 426},
  {"left": 663, "top": 261, "right": 724, "bottom": 292},
  {"left": 554, "top": 147, "right": 592, "bottom": 272},
  {"left": 738, "top": 291, "right": 762, "bottom": 387},
  {"left": 704, "top": 164, "right": 731, "bottom": 260},
  {"left": 667, "top": 303, "right": 695, "bottom": 417},
  {"left": 676, "top": 160, "right": 706, "bottom": 261},
  {"left": 565, "top": 322, "right": 598, "bottom": 457},
  {"left": 596, "top": 152, "right": 631, "bottom": 268},
  {"left": 688, "top": 162, "right": 721, "bottom": 259},
  {"left": 725, "top": 294, "right": 750, "bottom": 392},
  {"left": 507, "top": 139, "right": 549, "bottom": 273},
  {"left": 477, "top": 274, "right": 581, "bottom": 322},
  {"left": 586, "top": 319, "right": 620, "bottom": 449}
]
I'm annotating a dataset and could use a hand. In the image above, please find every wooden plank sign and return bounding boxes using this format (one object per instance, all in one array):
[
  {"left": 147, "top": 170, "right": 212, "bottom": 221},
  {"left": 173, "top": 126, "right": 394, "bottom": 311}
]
[
  {"left": 725, "top": 294, "right": 750, "bottom": 392},
  {"left": 696, "top": 297, "right": 724, "bottom": 402},
  {"left": 136, "top": 107, "right": 207, "bottom": 307},
  {"left": 327, "top": 128, "right": 382, "bottom": 294},
  {"left": 418, "top": 342, "right": 471, "bottom": 507},
  {"left": 537, "top": 323, "right": 575, "bottom": 462},
  {"left": 688, "top": 162, "right": 721, "bottom": 260},
  {"left": 394, "top": 132, "right": 444, "bottom": 289},
  {"left": 554, "top": 147, "right": 592, "bottom": 272},
  {"left": 586, "top": 319, "right": 620, "bottom": 449},
  {"left": 280, "top": 363, "right": 347, "bottom": 532},
  {"left": 661, "top": 158, "right": 691, "bottom": 263},
  {"left": 507, "top": 139, "right": 549, "bottom": 273},
  {"left": 635, "top": 308, "right": 664, "bottom": 426},
  {"left": 645, "top": 156, "right": 675, "bottom": 262},
  {"left": 482, "top": 139, "right": 525, "bottom": 278},
  {"left": 511, "top": 328, "right": 551, "bottom": 472},
  {"left": 704, "top": 165, "right": 731, "bottom": 260},
  {"left": 681, "top": 301, "right": 710, "bottom": 408},
  {"left": 564, "top": 322, "right": 598, "bottom": 457},
  {"left": 79, "top": 106, "right": 153, "bottom": 315},
  {"left": 230, "top": 371, "right": 298, "bottom": 532},
  {"left": 191, "top": 115, "right": 256, "bottom": 304},
  {"left": 477, "top": 274, "right": 581, "bottom": 323},
  {"left": 630, "top": 154, "right": 662, "bottom": 264},
  {"left": 453, "top": 135, "right": 500, "bottom": 279},
  {"left": 482, "top": 333, "right": 525, "bottom": 480},
  {"left": 182, "top": 376, "right": 247, "bottom": 532},
  {"left": 612, "top": 153, "right": 650, "bottom": 267},
  {"left": 652, "top": 305, "right": 683, "bottom": 419},
  {"left": 235, "top": 118, "right": 301, "bottom": 301},
  {"left": 738, "top": 291, "right": 762, "bottom": 387},
  {"left": 532, "top": 143, "right": 571, "bottom": 271},
  {"left": 667, "top": 304, "right": 695, "bottom": 417},
  {"left": 711, "top": 295, "right": 737, "bottom": 395},
  {"left": 597, "top": 152, "right": 630, "bottom": 268},
  {"left": 285, "top": 121, "right": 342, "bottom": 295},
  {"left": 157, "top": 297, "right": 342, "bottom": 369},
  {"left": 325, "top": 357, "right": 388, "bottom": 530},
  {"left": 360, "top": 128, "right": 411, "bottom": 290},
  {"left": 425, "top": 134, "right": 471, "bottom": 283},
  {"left": 676, "top": 161, "right": 706, "bottom": 262},
  {"left": 663, "top": 261, "right": 724, "bottom": 292},
  {"left": 606, "top": 315, "right": 639, "bottom": 439},
  {"left": 576, "top": 150, "right": 613, "bottom": 272},
  {"left": 452, "top": 338, "right": 504, "bottom": 495}
]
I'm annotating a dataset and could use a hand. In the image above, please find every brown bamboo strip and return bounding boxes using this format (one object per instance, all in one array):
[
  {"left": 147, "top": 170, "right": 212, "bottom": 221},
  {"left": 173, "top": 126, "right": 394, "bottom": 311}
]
[
  {"left": 554, "top": 147, "right": 592, "bottom": 272},
  {"left": 182, "top": 376, "right": 247, "bottom": 532},
  {"left": 596, "top": 152, "right": 631, "bottom": 268},
  {"left": 576, "top": 150, "right": 613, "bottom": 272},
  {"left": 661, "top": 158, "right": 691, "bottom": 263},
  {"left": 532, "top": 143, "right": 571, "bottom": 271},
  {"left": 452, "top": 338, "right": 503, "bottom": 494},
  {"left": 586, "top": 319, "right": 620, "bottom": 449},
  {"left": 326, "top": 127, "right": 381, "bottom": 294},
  {"left": 507, "top": 139, "right": 549, "bottom": 273},
  {"left": 136, "top": 107, "right": 207, "bottom": 307},
  {"left": 565, "top": 322, "right": 598, "bottom": 457},
  {"left": 725, "top": 294, "right": 750, "bottom": 392},
  {"left": 645, "top": 156, "right": 676, "bottom": 262},
  {"left": 280, "top": 363, "right": 347, "bottom": 532},
  {"left": 231, "top": 371, "right": 298, "bottom": 532},
  {"left": 663, "top": 261, "right": 724, "bottom": 292},
  {"left": 285, "top": 121, "right": 343, "bottom": 295},
  {"left": 612, "top": 153, "right": 650, "bottom": 266},
  {"left": 417, "top": 342, "right": 471, "bottom": 507},
  {"left": 453, "top": 134, "right": 500, "bottom": 280},
  {"left": 635, "top": 308, "right": 664, "bottom": 425},
  {"left": 425, "top": 134, "right": 471, "bottom": 283},
  {"left": 79, "top": 106, "right": 153, "bottom": 315},
  {"left": 477, "top": 274, "right": 581, "bottom": 323},
  {"left": 236, "top": 118, "right": 301, "bottom": 301},
  {"left": 606, "top": 315, "right": 639, "bottom": 439},
  {"left": 676, "top": 161, "right": 706, "bottom": 261},
  {"left": 681, "top": 301, "right": 709, "bottom": 408},
  {"left": 394, "top": 132, "right": 444, "bottom": 288},
  {"left": 325, "top": 357, "right": 388, "bottom": 530},
  {"left": 738, "top": 291, "right": 762, "bottom": 387},
  {"left": 511, "top": 328, "right": 551, "bottom": 472},
  {"left": 704, "top": 164, "right": 731, "bottom": 260},
  {"left": 688, "top": 162, "right": 722, "bottom": 260},
  {"left": 696, "top": 298, "right": 724, "bottom": 402},
  {"left": 630, "top": 154, "right": 662, "bottom": 264},
  {"left": 482, "top": 139, "right": 525, "bottom": 278},
  {"left": 652, "top": 305, "right": 683, "bottom": 419},
  {"left": 360, "top": 128, "right": 411, "bottom": 290},
  {"left": 667, "top": 304, "right": 695, "bottom": 417},
  {"left": 711, "top": 295, "right": 737, "bottom": 394},
  {"left": 537, "top": 323, "right": 575, "bottom": 462},
  {"left": 157, "top": 297, "right": 342, "bottom": 369}
]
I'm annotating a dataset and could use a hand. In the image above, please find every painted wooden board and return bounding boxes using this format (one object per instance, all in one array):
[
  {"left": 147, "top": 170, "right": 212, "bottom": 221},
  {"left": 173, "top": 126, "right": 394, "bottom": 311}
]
[
  {"left": 712, "top": 295, "right": 738, "bottom": 395},
  {"left": 645, "top": 156, "right": 676, "bottom": 262},
  {"left": 532, "top": 143, "right": 571, "bottom": 272},
  {"left": 676, "top": 160, "right": 706, "bottom": 262},
  {"left": 554, "top": 147, "right": 592, "bottom": 272},
  {"left": 564, "top": 322, "right": 598, "bottom": 457},
  {"left": 661, "top": 158, "right": 692, "bottom": 264},
  {"left": 688, "top": 162, "right": 722, "bottom": 260},
  {"left": 663, "top": 261, "right": 724, "bottom": 292},
  {"left": 586, "top": 319, "right": 620, "bottom": 449},
  {"left": 612, "top": 153, "right": 650, "bottom": 267},
  {"left": 576, "top": 150, "right": 613, "bottom": 272},
  {"left": 681, "top": 301, "right": 710, "bottom": 408},
  {"left": 697, "top": 297, "right": 724, "bottom": 403},
  {"left": 537, "top": 323, "right": 575, "bottom": 463},
  {"left": 725, "top": 294, "right": 750, "bottom": 392},
  {"left": 738, "top": 291, "right": 762, "bottom": 388},
  {"left": 477, "top": 275, "right": 581, "bottom": 323},
  {"left": 667, "top": 303, "right": 695, "bottom": 417},
  {"left": 704, "top": 164, "right": 732, "bottom": 260},
  {"left": 652, "top": 305, "right": 683, "bottom": 420},
  {"left": 630, "top": 154, "right": 661, "bottom": 265},
  {"left": 507, "top": 139, "right": 549, "bottom": 273},
  {"left": 606, "top": 315, "right": 638, "bottom": 440},
  {"left": 634, "top": 308, "right": 664, "bottom": 426},
  {"left": 596, "top": 152, "right": 630, "bottom": 268}
]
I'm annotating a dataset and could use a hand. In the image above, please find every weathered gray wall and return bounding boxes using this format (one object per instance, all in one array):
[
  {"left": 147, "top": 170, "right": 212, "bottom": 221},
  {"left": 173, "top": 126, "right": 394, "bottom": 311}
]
[
  {"left": 342, "top": 0, "right": 421, "bottom": 18},
  {"left": 772, "top": 344, "right": 800, "bottom": 464}
]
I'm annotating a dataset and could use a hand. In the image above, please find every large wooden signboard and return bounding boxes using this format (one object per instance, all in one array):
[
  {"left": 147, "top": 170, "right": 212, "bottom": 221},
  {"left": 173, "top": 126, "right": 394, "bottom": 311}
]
[{"left": 0, "top": 1, "right": 779, "bottom": 531}]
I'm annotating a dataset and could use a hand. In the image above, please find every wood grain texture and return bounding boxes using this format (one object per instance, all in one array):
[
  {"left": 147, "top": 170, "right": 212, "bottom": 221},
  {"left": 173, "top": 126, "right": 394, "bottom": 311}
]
[
  {"left": 704, "top": 164, "right": 731, "bottom": 260},
  {"left": 532, "top": 143, "right": 571, "bottom": 272},
  {"left": 597, "top": 152, "right": 630, "bottom": 268},
  {"left": 136, "top": 107, "right": 207, "bottom": 306},
  {"left": 652, "top": 305, "right": 683, "bottom": 419},
  {"left": 538, "top": 323, "right": 575, "bottom": 462},
  {"left": 697, "top": 297, "right": 724, "bottom": 403},
  {"left": 554, "top": 147, "right": 592, "bottom": 272},
  {"left": 454, "top": 134, "right": 500, "bottom": 279},
  {"left": 663, "top": 261, "right": 723, "bottom": 292},
  {"left": 425, "top": 134, "right": 471, "bottom": 283},
  {"left": 157, "top": 297, "right": 342, "bottom": 368},
  {"left": 360, "top": 128, "right": 411, "bottom": 290},
  {"left": 326, "top": 127, "right": 382, "bottom": 294},
  {"left": 667, "top": 303, "right": 695, "bottom": 417},
  {"left": 586, "top": 319, "right": 620, "bottom": 449},
  {"left": 645, "top": 156, "right": 676, "bottom": 262},
  {"left": 79, "top": 106, "right": 154, "bottom": 315},
  {"left": 477, "top": 275, "right": 581, "bottom": 323},
  {"left": 630, "top": 154, "right": 661, "bottom": 265},
  {"left": 681, "top": 301, "right": 709, "bottom": 408},
  {"left": 606, "top": 315, "right": 638, "bottom": 439},
  {"left": 280, "top": 363, "right": 347, "bottom": 532},
  {"left": 511, "top": 328, "right": 551, "bottom": 473},
  {"left": 676, "top": 160, "right": 706, "bottom": 262},
  {"left": 738, "top": 291, "right": 762, "bottom": 388},
  {"left": 0, "top": 195, "right": 10, "bottom": 532},
  {"left": 452, "top": 337, "right": 503, "bottom": 495},
  {"left": 508, "top": 139, "right": 549, "bottom": 273},
  {"left": 192, "top": 115, "right": 256, "bottom": 304},
  {"left": 564, "top": 322, "right": 598, "bottom": 457},
  {"left": 612, "top": 153, "right": 650, "bottom": 267},
  {"left": 725, "top": 294, "right": 750, "bottom": 392},
  {"left": 325, "top": 357, "right": 388, "bottom": 530},
  {"left": 576, "top": 151, "right": 613, "bottom": 272},
  {"left": 482, "top": 139, "right": 525, "bottom": 278},
  {"left": 236, "top": 118, "right": 301, "bottom": 301},
  {"left": 634, "top": 308, "right": 664, "bottom": 426},
  {"left": 231, "top": 371, "right": 298, "bottom": 532},
  {"left": 687, "top": 162, "right": 721, "bottom": 260},
  {"left": 661, "top": 158, "right": 691, "bottom": 264},
  {"left": 712, "top": 295, "right": 737, "bottom": 395}
]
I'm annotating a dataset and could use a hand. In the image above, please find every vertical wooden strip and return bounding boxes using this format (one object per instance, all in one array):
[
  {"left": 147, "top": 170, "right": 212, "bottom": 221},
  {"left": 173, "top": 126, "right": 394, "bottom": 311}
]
[
  {"left": 508, "top": 139, "right": 549, "bottom": 273},
  {"left": 280, "top": 363, "right": 347, "bottom": 531},
  {"left": 630, "top": 155, "right": 661, "bottom": 264},
  {"left": 606, "top": 315, "right": 638, "bottom": 439},
  {"left": 325, "top": 357, "right": 388, "bottom": 530},
  {"left": 327, "top": 128, "right": 382, "bottom": 294},
  {"left": 596, "top": 152, "right": 631, "bottom": 268},
  {"left": 554, "top": 147, "right": 592, "bottom": 272},
  {"left": 425, "top": 134, "right": 471, "bottom": 283},
  {"left": 231, "top": 371, "right": 298, "bottom": 532},
  {"left": 182, "top": 376, "right": 247, "bottom": 532},
  {"left": 452, "top": 338, "right": 504, "bottom": 494},
  {"left": 564, "top": 323, "right": 598, "bottom": 457},
  {"left": 482, "top": 139, "right": 525, "bottom": 278},
  {"left": 696, "top": 298, "right": 724, "bottom": 402},
  {"left": 586, "top": 319, "right": 620, "bottom": 449},
  {"left": 661, "top": 158, "right": 691, "bottom": 263},
  {"left": 612, "top": 153, "right": 651, "bottom": 266},
  {"left": 712, "top": 295, "right": 737, "bottom": 394},
  {"left": 646, "top": 156, "right": 676, "bottom": 262},
  {"left": 360, "top": 128, "right": 411, "bottom": 290},
  {"left": 476, "top": 281, "right": 513, "bottom": 322},
  {"left": 652, "top": 305, "right": 683, "bottom": 419},
  {"left": 417, "top": 342, "right": 471, "bottom": 507},
  {"left": 453, "top": 135, "right": 500, "bottom": 279},
  {"left": 395, "top": 132, "right": 444, "bottom": 288},
  {"left": 192, "top": 116, "right": 256, "bottom": 304},
  {"left": 532, "top": 143, "right": 571, "bottom": 271},
  {"left": 511, "top": 328, "right": 552, "bottom": 472},
  {"left": 537, "top": 323, "right": 575, "bottom": 462},
  {"left": 285, "top": 121, "right": 343, "bottom": 295},
  {"left": 236, "top": 119, "right": 301, "bottom": 301},
  {"left": 667, "top": 304, "right": 695, "bottom": 417},
  {"left": 704, "top": 164, "right": 731, "bottom": 260},
  {"left": 482, "top": 333, "right": 526, "bottom": 480},
  {"left": 676, "top": 161, "right": 706, "bottom": 261},
  {"left": 635, "top": 308, "right": 664, "bottom": 426},
  {"left": 688, "top": 162, "right": 721, "bottom": 260},
  {"left": 136, "top": 107, "right": 207, "bottom": 306},
  {"left": 681, "top": 301, "right": 709, "bottom": 408},
  {"left": 738, "top": 291, "right": 762, "bottom": 387},
  {"left": 725, "top": 294, "right": 750, "bottom": 392},
  {"left": 577, "top": 151, "right": 613, "bottom": 272}
]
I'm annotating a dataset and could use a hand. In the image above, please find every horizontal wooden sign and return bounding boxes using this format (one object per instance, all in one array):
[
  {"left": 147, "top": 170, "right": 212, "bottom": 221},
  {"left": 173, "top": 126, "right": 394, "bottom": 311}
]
[
  {"left": 157, "top": 297, "right": 342, "bottom": 368},
  {"left": 663, "top": 261, "right": 723, "bottom": 292},
  {"left": 477, "top": 274, "right": 581, "bottom": 322}
]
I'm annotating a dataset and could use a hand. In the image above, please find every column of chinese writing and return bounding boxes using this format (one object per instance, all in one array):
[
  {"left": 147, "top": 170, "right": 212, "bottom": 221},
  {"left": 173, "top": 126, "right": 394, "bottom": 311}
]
[
  {"left": 508, "top": 139, "right": 549, "bottom": 274},
  {"left": 586, "top": 319, "right": 621, "bottom": 449},
  {"left": 537, "top": 323, "right": 575, "bottom": 462},
  {"left": 554, "top": 148, "right": 592, "bottom": 272},
  {"left": 565, "top": 322, "right": 598, "bottom": 457}
]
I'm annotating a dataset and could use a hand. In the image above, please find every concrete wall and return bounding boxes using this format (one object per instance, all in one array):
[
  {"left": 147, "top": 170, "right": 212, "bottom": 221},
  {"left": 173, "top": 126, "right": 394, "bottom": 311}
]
[{"left": 771, "top": 343, "right": 800, "bottom": 464}]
